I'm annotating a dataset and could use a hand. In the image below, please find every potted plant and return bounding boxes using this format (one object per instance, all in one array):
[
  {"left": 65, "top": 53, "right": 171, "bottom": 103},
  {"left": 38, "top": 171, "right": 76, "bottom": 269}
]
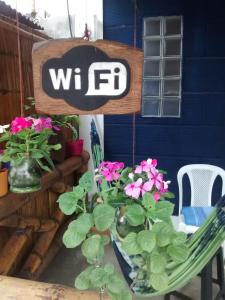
[
  {"left": 0, "top": 117, "right": 61, "bottom": 193},
  {"left": 63, "top": 115, "right": 84, "bottom": 157},
  {"left": 57, "top": 159, "right": 189, "bottom": 300},
  {"left": 0, "top": 147, "right": 8, "bottom": 197}
]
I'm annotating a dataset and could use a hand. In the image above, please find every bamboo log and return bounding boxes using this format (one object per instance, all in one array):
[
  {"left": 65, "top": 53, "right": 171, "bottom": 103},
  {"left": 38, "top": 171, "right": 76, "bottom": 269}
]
[
  {"left": 0, "top": 228, "right": 32, "bottom": 275},
  {"left": 0, "top": 194, "right": 31, "bottom": 221},
  {"left": 0, "top": 228, "right": 9, "bottom": 251},
  {"left": 0, "top": 152, "right": 90, "bottom": 221},
  {"left": 0, "top": 275, "right": 110, "bottom": 300},
  {"left": 20, "top": 209, "right": 65, "bottom": 278},
  {"left": 50, "top": 181, "right": 67, "bottom": 194},
  {"left": 32, "top": 216, "right": 74, "bottom": 279},
  {"left": 0, "top": 215, "right": 56, "bottom": 232}
]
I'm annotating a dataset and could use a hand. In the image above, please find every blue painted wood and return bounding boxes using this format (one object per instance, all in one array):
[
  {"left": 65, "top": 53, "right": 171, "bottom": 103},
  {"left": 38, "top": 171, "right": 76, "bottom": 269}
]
[{"left": 103, "top": 0, "right": 225, "bottom": 212}]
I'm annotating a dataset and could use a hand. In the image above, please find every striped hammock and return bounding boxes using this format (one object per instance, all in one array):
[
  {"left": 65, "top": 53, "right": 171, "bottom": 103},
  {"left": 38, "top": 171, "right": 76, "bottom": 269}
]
[{"left": 112, "top": 195, "right": 225, "bottom": 297}]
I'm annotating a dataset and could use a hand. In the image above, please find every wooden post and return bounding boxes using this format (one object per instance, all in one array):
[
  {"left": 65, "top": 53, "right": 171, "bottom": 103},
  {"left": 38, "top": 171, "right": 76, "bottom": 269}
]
[
  {"left": 0, "top": 215, "right": 57, "bottom": 232},
  {"left": 0, "top": 228, "right": 32, "bottom": 275},
  {"left": 0, "top": 275, "right": 111, "bottom": 300},
  {"left": 20, "top": 209, "right": 65, "bottom": 278}
]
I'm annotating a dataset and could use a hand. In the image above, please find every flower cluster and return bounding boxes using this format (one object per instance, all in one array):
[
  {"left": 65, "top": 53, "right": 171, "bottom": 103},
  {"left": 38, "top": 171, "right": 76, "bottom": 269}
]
[
  {"left": 96, "top": 161, "right": 124, "bottom": 182},
  {"left": 10, "top": 117, "right": 59, "bottom": 135},
  {"left": 95, "top": 158, "right": 171, "bottom": 202},
  {"left": 125, "top": 159, "right": 170, "bottom": 201},
  {"left": 0, "top": 116, "right": 61, "bottom": 171}
]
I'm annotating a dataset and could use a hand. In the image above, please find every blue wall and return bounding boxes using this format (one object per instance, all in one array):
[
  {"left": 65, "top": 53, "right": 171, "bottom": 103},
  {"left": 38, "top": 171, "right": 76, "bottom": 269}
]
[{"left": 103, "top": 0, "right": 225, "bottom": 213}]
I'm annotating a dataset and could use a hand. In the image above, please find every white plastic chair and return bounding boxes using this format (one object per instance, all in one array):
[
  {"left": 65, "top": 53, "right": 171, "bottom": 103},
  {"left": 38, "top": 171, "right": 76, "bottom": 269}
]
[{"left": 172, "top": 164, "right": 225, "bottom": 234}]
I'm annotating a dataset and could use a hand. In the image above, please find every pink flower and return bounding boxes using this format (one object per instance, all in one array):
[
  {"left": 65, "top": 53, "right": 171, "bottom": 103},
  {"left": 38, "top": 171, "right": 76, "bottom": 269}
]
[
  {"left": 102, "top": 169, "right": 120, "bottom": 182},
  {"left": 141, "top": 180, "right": 154, "bottom": 196},
  {"left": 11, "top": 117, "right": 32, "bottom": 134},
  {"left": 97, "top": 161, "right": 124, "bottom": 182},
  {"left": 124, "top": 178, "right": 142, "bottom": 199},
  {"left": 153, "top": 192, "right": 161, "bottom": 202},
  {"left": 32, "top": 117, "right": 53, "bottom": 133},
  {"left": 160, "top": 180, "right": 171, "bottom": 193},
  {"left": 135, "top": 158, "right": 158, "bottom": 174},
  {"left": 148, "top": 168, "right": 163, "bottom": 190}
]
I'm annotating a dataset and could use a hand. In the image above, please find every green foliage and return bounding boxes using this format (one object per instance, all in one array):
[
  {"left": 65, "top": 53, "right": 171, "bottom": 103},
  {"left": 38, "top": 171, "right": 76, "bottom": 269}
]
[
  {"left": 63, "top": 213, "right": 93, "bottom": 248},
  {"left": 79, "top": 171, "right": 93, "bottom": 192},
  {"left": 125, "top": 204, "right": 145, "bottom": 226},
  {"left": 56, "top": 159, "right": 189, "bottom": 298},
  {"left": 75, "top": 265, "right": 131, "bottom": 300},
  {"left": 0, "top": 123, "right": 61, "bottom": 171},
  {"left": 93, "top": 204, "right": 115, "bottom": 231},
  {"left": 150, "top": 272, "right": 169, "bottom": 291},
  {"left": 81, "top": 234, "right": 104, "bottom": 261},
  {"left": 167, "top": 244, "right": 190, "bottom": 263},
  {"left": 57, "top": 192, "right": 78, "bottom": 215},
  {"left": 136, "top": 230, "right": 156, "bottom": 253},
  {"left": 122, "top": 232, "right": 142, "bottom": 255},
  {"left": 75, "top": 266, "right": 94, "bottom": 290}
]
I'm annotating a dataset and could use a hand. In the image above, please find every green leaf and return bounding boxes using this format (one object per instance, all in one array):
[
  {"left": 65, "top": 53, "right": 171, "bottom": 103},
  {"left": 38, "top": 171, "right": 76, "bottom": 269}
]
[
  {"left": 73, "top": 185, "right": 85, "bottom": 199},
  {"left": 75, "top": 266, "right": 94, "bottom": 290},
  {"left": 150, "top": 272, "right": 169, "bottom": 291},
  {"left": 93, "top": 204, "right": 115, "bottom": 231},
  {"left": 89, "top": 267, "right": 108, "bottom": 288},
  {"left": 72, "top": 213, "right": 94, "bottom": 234},
  {"left": 125, "top": 204, "right": 145, "bottom": 226},
  {"left": 150, "top": 253, "right": 166, "bottom": 274},
  {"left": 136, "top": 230, "right": 156, "bottom": 253},
  {"left": 51, "top": 143, "right": 61, "bottom": 150},
  {"left": 172, "top": 232, "right": 187, "bottom": 245},
  {"left": 155, "top": 201, "right": 174, "bottom": 221},
  {"left": 104, "top": 263, "right": 114, "bottom": 275},
  {"left": 101, "top": 178, "right": 109, "bottom": 191},
  {"left": 63, "top": 228, "right": 85, "bottom": 248},
  {"left": 57, "top": 192, "right": 78, "bottom": 215},
  {"left": 163, "top": 192, "right": 175, "bottom": 199},
  {"left": 30, "top": 151, "right": 44, "bottom": 159},
  {"left": 36, "top": 158, "right": 51, "bottom": 172},
  {"left": 107, "top": 273, "right": 125, "bottom": 294},
  {"left": 167, "top": 244, "right": 190, "bottom": 263},
  {"left": 152, "top": 222, "right": 173, "bottom": 247},
  {"left": 142, "top": 193, "right": 156, "bottom": 209},
  {"left": 121, "top": 232, "right": 142, "bottom": 255},
  {"left": 79, "top": 171, "right": 93, "bottom": 192},
  {"left": 81, "top": 234, "right": 102, "bottom": 260}
]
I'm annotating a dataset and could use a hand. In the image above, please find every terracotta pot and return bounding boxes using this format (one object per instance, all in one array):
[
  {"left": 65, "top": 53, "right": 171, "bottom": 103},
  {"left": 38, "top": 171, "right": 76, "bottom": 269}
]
[
  {"left": 0, "top": 168, "right": 8, "bottom": 197},
  {"left": 66, "top": 139, "right": 84, "bottom": 157}
]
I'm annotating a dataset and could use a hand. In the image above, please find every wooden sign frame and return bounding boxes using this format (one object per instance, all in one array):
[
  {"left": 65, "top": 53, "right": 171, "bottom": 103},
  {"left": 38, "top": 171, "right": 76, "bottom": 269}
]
[{"left": 32, "top": 39, "right": 143, "bottom": 115}]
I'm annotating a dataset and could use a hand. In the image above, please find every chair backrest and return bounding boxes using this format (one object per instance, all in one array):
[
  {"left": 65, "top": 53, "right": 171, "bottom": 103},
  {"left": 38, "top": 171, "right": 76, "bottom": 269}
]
[{"left": 177, "top": 164, "right": 225, "bottom": 215}]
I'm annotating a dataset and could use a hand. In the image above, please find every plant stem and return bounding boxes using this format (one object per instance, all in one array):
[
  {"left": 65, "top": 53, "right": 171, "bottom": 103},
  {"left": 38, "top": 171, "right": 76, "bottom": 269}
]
[
  {"left": 82, "top": 197, "right": 87, "bottom": 213},
  {"left": 99, "top": 288, "right": 105, "bottom": 300}
]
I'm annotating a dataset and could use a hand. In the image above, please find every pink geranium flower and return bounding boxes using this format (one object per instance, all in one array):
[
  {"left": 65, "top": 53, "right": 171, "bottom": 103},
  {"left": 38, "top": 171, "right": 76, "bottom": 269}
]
[
  {"left": 148, "top": 168, "right": 163, "bottom": 190},
  {"left": 11, "top": 117, "right": 32, "bottom": 134},
  {"left": 160, "top": 180, "right": 171, "bottom": 193},
  {"left": 141, "top": 180, "right": 154, "bottom": 196},
  {"left": 135, "top": 158, "right": 158, "bottom": 174},
  {"left": 32, "top": 117, "right": 53, "bottom": 133},
  {"left": 97, "top": 161, "right": 124, "bottom": 182},
  {"left": 124, "top": 178, "right": 142, "bottom": 199}
]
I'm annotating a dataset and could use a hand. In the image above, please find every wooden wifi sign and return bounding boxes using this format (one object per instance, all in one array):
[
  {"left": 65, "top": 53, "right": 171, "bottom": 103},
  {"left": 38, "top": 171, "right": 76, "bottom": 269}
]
[{"left": 32, "top": 39, "right": 143, "bottom": 115}]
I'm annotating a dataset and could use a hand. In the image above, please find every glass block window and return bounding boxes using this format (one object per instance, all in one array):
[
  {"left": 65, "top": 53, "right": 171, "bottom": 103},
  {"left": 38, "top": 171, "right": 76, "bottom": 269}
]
[{"left": 142, "top": 16, "right": 183, "bottom": 117}]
